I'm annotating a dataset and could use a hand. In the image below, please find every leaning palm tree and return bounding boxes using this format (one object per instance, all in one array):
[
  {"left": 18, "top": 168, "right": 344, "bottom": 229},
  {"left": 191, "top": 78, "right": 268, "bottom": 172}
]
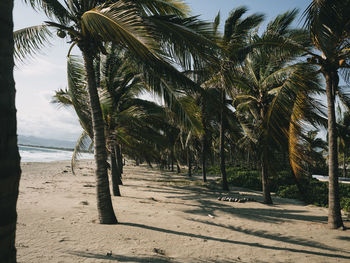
[
  {"left": 21, "top": 0, "right": 217, "bottom": 224},
  {"left": 303, "top": 0, "right": 350, "bottom": 229},
  {"left": 0, "top": 0, "right": 21, "bottom": 261}
]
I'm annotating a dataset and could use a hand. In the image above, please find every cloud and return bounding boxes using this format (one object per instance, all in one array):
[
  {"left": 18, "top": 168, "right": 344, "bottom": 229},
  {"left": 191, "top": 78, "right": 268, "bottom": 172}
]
[
  {"left": 16, "top": 57, "right": 65, "bottom": 76},
  {"left": 17, "top": 106, "right": 82, "bottom": 141}
]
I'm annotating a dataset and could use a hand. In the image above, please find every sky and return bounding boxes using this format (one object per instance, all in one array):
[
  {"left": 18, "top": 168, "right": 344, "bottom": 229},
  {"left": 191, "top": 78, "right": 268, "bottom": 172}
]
[{"left": 13, "top": 0, "right": 311, "bottom": 142}]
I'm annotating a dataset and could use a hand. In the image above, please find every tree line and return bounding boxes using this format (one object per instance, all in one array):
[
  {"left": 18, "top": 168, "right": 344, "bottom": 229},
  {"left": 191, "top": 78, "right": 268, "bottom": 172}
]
[{"left": 1, "top": 0, "right": 350, "bottom": 262}]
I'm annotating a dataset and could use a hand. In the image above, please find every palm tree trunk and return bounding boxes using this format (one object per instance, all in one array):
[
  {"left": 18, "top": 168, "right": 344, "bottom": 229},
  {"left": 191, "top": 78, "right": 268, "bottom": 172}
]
[
  {"left": 187, "top": 148, "right": 192, "bottom": 177},
  {"left": 343, "top": 153, "right": 346, "bottom": 178},
  {"left": 171, "top": 151, "right": 174, "bottom": 172},
  {"left": 116, "top": 144, "right": 123, "bottom": 175},
  {"left": 325, "top": 70, "right": 343, "bottom": 229},
  {"left": 0, "top": 1, "right": 21, "bottom": 261},
  {"left": 110, "top": 147, "right": 121, "bottom": 196},
  {"left": 81, "top": 45, "right": 117, "bottom": 224},
  {"left": 177, "top": 163, "right": 181, "bottom": 174},
  {"left": 220, "top": 89, "right": 229, "bottom": 191},
  {"left": 261, "top": 156, "right": 272, "bottom": 204},
  {"left": 146, "top": 159, "right": 153, "bottom": 168},
  {"left": 200, "top": 98, "right": 207, "bottom": 182}
]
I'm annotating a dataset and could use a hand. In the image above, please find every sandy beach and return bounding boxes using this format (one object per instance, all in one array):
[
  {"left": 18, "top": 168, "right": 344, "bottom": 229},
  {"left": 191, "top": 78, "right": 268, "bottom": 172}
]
[{"left": 17, "top": 160, "right": 350, "bottom": 263}]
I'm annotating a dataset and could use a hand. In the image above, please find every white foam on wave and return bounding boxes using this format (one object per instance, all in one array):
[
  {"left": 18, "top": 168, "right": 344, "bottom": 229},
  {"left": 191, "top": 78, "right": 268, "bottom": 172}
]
[{"left": 19, "top": 145, "right": 93, "bottom": 162}]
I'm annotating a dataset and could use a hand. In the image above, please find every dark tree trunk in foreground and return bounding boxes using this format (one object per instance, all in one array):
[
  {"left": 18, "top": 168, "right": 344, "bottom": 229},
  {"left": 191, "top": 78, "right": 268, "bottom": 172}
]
[
  {"left": 0, "top": 1, "right": 21, "bottom": 261},
  {"left": 261, "top": 157, "right": 272, "bottom": 204},
  {"left": 220, "top": 90, "right": 229, "bottom": 191},
  {"left": 81, "top": 43, "right": 117, "bottom": 224},
  {"left": 110, "top": 148, "right": 121, "bottom": 196},
  {"left": 187, "top": 148, "right": 192, "bottom": 177},
  {"left": 324, "top": 70, "right": 343, "bottom": 229}
]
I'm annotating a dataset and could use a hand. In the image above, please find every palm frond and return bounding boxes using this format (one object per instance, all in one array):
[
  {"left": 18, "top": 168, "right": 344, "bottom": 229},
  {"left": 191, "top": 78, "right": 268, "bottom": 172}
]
[
  {"left": 338, "top": 87, "right": 350, "bottom": 112},
  {"left": 23, "top": 0, "right": 71, "bottom": 25},
  {"left": 130, "top": 0, "right": 190, "bottom": 17},
  {"left": 71, "top": 130, "right": 92, "bottom": 175},
  {"left": 14, "top": 25, "right": 52, "bottom": 62},
  {"left": 66, "top": 55, "right": 93, "bottom": 137},
  {"left": 81, "top": 1, "right": 159, "bottom": 62},
  {"left": 146, "top": 15, "right": 219, "bottom": 69}
]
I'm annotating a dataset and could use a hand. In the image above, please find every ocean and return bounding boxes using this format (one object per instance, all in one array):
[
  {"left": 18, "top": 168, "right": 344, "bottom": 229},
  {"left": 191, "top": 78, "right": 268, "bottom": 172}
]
[{"left": 19, "top": 145, "right": 93, "bottom": 162}]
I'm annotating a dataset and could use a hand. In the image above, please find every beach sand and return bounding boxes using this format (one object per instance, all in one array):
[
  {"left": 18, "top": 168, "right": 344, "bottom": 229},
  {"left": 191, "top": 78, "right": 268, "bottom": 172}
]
[{"left": 17, "top": 160, "right": 350, "bottom": 263}]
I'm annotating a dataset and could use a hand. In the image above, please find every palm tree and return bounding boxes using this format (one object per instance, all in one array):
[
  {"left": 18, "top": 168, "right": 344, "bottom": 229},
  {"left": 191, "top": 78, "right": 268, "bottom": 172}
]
[
  {"left": 0, "top": 0, "right": 21, "bottom": 261},
  {"left": 303, "top": 0, "right": 350, "bottom": 229},
  {"left": 21, "top": 0, "right": 217, "bottom": 224},
  {"left": 209, "top": 7, "right": 264, "bottom": 191},
  {"left": 233, "top": 10, "right": 320, "bottom": 204}
]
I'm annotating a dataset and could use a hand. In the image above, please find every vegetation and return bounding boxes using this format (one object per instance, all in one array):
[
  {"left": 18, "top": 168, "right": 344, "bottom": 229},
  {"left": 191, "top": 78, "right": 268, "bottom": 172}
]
[{"left": 5, "top": 0, "right": 350, "bottom": 261}]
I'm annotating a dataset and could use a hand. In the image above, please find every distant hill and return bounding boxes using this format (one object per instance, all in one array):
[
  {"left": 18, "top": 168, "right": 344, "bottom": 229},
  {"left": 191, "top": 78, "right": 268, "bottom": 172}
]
[{"left": 18, "top": 135, "right": 76, "bottom": 149}]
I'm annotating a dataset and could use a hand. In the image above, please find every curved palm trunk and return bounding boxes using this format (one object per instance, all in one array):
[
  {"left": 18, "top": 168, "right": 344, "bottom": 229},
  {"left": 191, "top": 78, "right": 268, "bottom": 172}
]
[
  {"left": 0, "top": 1, "right": 21, "bottom": 261},
  {"left": 81, "top": 46, "right": 117, "bottom": 224},
  {"left": 325, "top": 70, "right": 343, "bottom": 229},
  {"left": 220, "top": 89, "right": 229, "bottom": 191},
  {"left": 110, "top": 147, "right": 121, "bottom": 196}
]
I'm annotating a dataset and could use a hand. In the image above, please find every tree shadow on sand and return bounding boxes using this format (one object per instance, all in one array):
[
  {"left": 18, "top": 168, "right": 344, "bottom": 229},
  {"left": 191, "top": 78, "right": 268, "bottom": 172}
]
[
  {"left": 119, "top": 222, "right": 350, "bottom": 260},
  {"left": 336, "top": 236, "right": 350, "bottom": 242},
  {"left": 132, "top": 183, "right": 327, "bottom": 224},
  {"left": 67, "top": 251, "right": 175, "bottom": 262},
  {"left": 66, "top": 251, "right": 251, "bottom": 263},
  {"left": 189, "top": 218, "right": 348, "bottom": 253}
]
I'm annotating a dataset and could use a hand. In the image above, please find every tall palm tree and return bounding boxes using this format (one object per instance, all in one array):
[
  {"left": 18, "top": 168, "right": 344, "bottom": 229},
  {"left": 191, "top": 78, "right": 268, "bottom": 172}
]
[
  {"left": 303, "top": 0, "right": 350, "bottom": 229},
  {"left": 209, "top": 7, "right": 264, "bottom": 191},
  {"left": 233, "top": 10, "right": 320, "bottom": 204},
  {"left": 0, "top": 0, "right": 21, "bottom": 262},
  {"left": 21, "top": 0, "right": 217, "bottom": 224}
]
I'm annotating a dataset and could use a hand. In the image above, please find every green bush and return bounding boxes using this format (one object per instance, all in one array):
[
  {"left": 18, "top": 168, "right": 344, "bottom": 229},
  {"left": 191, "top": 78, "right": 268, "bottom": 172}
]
[
  {"left": 227, "top": 170, "right": 261, "bottom": 191},
  {"left": 209, "top": 165, "right": 350, "bottom": 211},
  {"left": 341, "top": 197, "right": 350, "bottom": 213},
  {"left": 276, "top": 185, "right": 300, "bottom": 200}
]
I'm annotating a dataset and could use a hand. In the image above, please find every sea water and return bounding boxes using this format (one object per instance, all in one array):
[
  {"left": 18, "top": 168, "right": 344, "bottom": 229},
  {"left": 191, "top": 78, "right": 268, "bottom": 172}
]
[{"left": 19, "top": 145, "right": 93, "bottom": 162}]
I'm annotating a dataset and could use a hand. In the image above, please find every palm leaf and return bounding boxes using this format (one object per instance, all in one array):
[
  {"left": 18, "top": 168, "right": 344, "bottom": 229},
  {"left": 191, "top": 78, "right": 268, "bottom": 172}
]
[
  {"left": 130, "top": 0, "right": 190, "bottom": 17},
  {"left": 81, "top": 1, "right": 160, "bottom": 62},
  {"left": 71, "top": 130, "right": 92, "bottom": 175},
  {"left": 23, "top": 0, "right": 71, "bottom": 25},
  {"left": 14, "top": 25, "right": 52, "bottom": 62}
]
